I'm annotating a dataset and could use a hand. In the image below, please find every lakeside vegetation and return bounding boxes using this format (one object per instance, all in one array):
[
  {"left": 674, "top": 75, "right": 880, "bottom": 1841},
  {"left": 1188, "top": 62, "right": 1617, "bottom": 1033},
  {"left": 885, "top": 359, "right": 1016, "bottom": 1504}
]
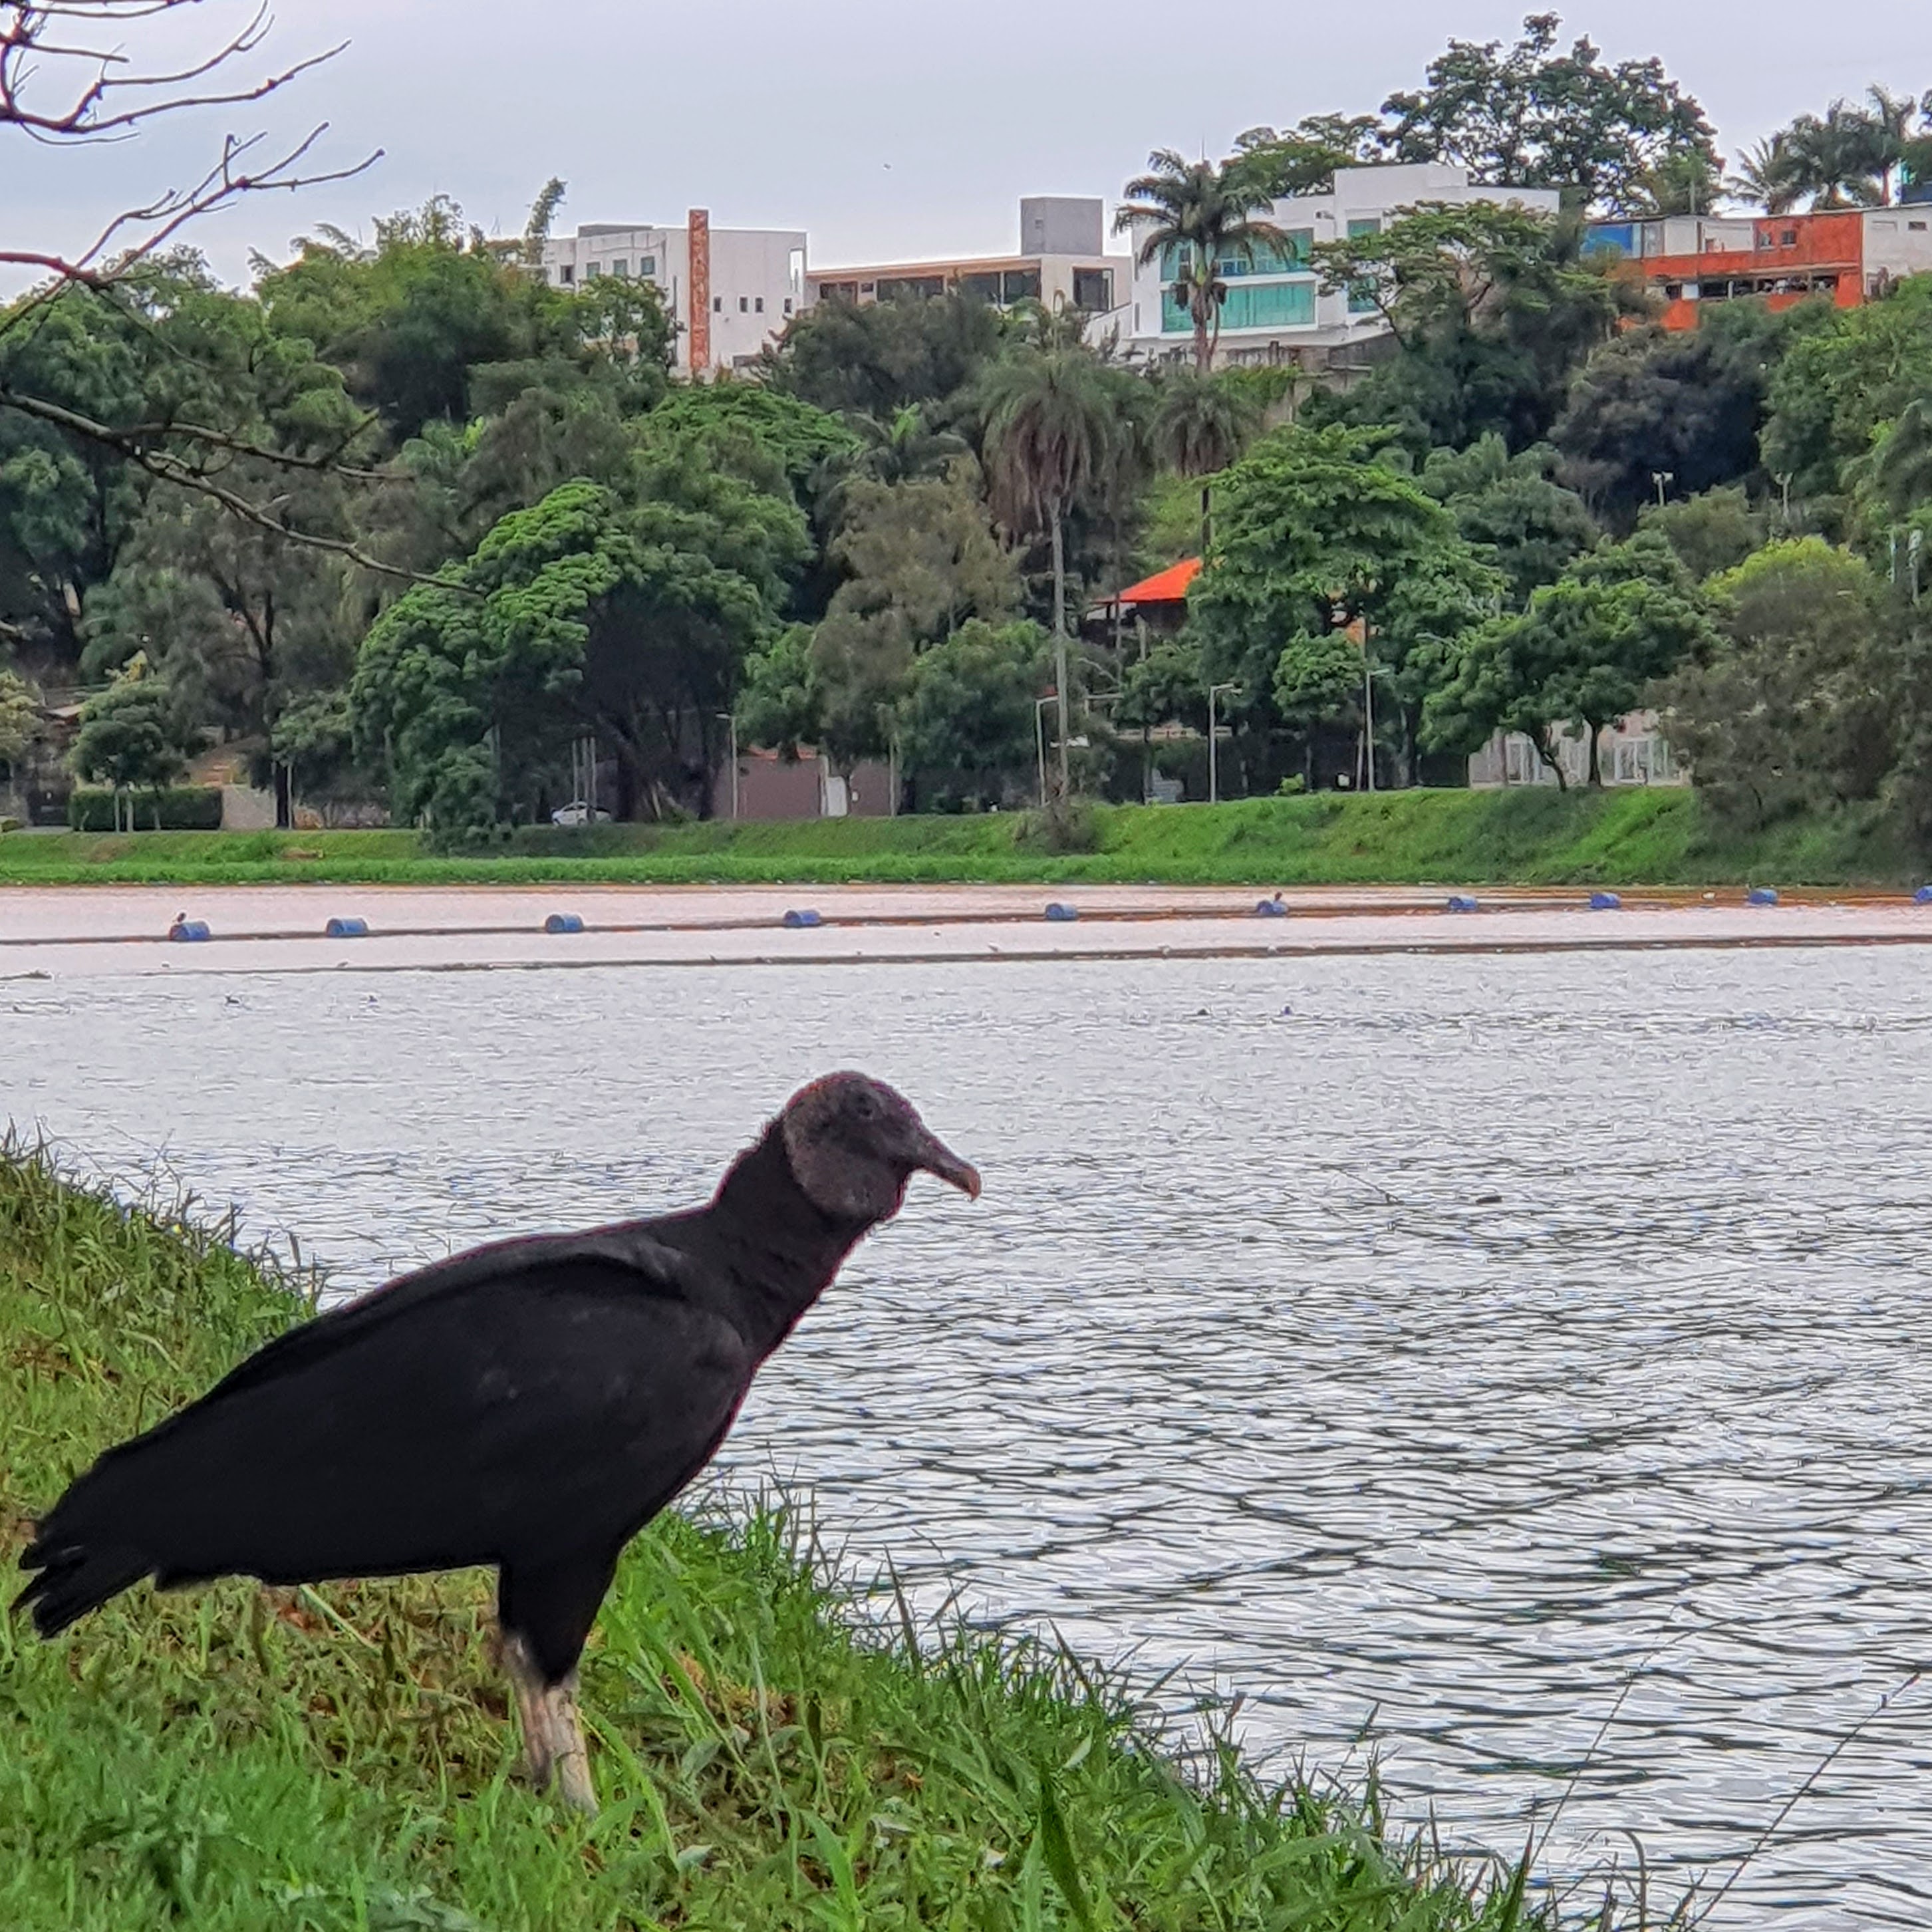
[
  {"left": 0, "top": 791, "right": 1924, "bottom": 890},
  {"left": 3, "top": 19, "right": 1931, "bottom": 864},
  {"left": 0, "top": 1145, "right": 1602, "bottom": 1929}
]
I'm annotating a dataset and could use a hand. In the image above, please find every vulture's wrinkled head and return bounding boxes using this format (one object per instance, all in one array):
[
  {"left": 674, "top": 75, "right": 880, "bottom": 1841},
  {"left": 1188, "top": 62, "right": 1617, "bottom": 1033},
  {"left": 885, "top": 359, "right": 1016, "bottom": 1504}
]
[{"left": 779, "top": 1073, "right": 980, "bottom": 1225}]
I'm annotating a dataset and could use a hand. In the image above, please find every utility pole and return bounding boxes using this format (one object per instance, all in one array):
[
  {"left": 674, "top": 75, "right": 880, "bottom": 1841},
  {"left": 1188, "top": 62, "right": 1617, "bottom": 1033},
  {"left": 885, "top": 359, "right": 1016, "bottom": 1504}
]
[
  {"left": 1208, "top": 683, "right": 1237, "bottom": 804},
  {"left": 1035, "top": 694, "right": 1057, "bottom": 808}
]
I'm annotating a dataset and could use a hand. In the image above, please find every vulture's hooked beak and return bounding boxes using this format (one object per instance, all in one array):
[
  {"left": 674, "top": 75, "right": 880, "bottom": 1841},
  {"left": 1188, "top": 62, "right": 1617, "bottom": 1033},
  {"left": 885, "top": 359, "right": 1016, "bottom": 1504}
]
[{"left": 912, "top": 1129, "right": 981, "bottom": 1200}]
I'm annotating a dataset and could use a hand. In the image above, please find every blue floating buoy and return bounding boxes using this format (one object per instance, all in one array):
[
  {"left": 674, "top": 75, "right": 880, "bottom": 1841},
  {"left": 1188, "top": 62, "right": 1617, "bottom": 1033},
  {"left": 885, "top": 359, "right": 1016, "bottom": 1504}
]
[
  {"left": 1746, "top": 888, "right": 1779, "bottom": 908},
  {"left": 325, "top": 916, "right": 370, "bottom": 939},
  {"left": 1446, "top": 895, "right": 1480, "bottom": 914},
  {"left": 781, "top": 908, "right": 823, "bottom": 929},
  {"left": 1254, "top": 898, "right": 1289, "bottom": 918},
  {"left": 1589, "top": 891, "right": 1622, "bottom": 910},
  {"left": 1044, "top": 902, "right": 1080, "bottom": 922},
  {"left": 167, "top": 919, "right": 211, "bottom": 944},
  {"left": 1915, "top": 886, "right": 1932, "bottom": 905},
  {"left": 544, "top": 912, "right": 585, "bottom": 934}
]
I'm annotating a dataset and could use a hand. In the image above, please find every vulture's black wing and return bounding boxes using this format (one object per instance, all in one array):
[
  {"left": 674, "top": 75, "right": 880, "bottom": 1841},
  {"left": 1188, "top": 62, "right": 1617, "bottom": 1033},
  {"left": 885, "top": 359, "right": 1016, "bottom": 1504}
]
[{"left": 20, "top": 1225, "right": 756, "bottom": 1634}]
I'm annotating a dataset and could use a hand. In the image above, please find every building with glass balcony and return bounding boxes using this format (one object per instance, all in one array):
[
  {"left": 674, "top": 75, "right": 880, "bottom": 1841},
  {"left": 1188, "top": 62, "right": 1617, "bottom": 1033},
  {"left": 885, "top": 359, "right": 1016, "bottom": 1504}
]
[{"left": 1114, "top": 163, "right": 1561, "bottom": 373}]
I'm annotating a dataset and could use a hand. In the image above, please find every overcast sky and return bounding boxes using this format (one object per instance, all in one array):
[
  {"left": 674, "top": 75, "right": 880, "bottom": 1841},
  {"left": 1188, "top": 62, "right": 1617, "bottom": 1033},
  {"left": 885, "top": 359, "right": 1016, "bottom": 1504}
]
[{"left": 9, "top": 0, "right": 1932, "bottom": 289}]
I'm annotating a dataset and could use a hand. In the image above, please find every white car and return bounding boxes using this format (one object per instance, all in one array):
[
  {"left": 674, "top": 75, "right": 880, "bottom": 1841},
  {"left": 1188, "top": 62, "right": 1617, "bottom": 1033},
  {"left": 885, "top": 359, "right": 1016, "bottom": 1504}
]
[{"left": 549, "top": 801, "right": 613, "bottom": 827}]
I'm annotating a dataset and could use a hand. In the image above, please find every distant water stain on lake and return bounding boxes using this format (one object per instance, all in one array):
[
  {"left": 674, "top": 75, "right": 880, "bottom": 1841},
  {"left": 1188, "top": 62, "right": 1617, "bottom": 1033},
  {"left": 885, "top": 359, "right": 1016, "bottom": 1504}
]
[{"left": 7, "top": 950, "right": 1932, "bottom": 1929}]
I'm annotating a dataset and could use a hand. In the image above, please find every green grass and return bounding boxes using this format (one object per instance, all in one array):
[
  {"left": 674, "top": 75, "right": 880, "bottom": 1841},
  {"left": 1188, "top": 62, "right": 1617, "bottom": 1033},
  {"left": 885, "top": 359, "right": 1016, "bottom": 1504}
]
[
  {"left": 0, "top": 791, "right": 1923, "bottom": 889},
  {"left": 0, "top": 1145, "right": 1642, "bottom": 1930}
]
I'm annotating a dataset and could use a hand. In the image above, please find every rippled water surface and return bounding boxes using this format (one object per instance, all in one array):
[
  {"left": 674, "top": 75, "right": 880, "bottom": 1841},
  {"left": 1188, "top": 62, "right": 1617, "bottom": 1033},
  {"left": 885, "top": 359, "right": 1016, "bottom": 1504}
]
[{"left": 7, "top": 951, "right": 1932, "bottom": 1926}]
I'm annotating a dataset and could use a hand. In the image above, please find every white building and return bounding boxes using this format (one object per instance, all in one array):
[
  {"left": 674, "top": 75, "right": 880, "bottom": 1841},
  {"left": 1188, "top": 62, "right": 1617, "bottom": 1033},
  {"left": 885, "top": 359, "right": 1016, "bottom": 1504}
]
[
  {"left": 1112, "top": 163, "right": 1563, "bottom": 371},
  {"left": 540, "top": 211, "right": 807, "bottom": 376},
  {"left": 809, "top": 197, "right": 1127, "bottom": 318}
]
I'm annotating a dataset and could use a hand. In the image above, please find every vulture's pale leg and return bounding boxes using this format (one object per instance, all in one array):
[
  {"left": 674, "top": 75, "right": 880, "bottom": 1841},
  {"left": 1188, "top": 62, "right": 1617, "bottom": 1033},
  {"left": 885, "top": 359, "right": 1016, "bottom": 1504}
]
[
  {"left": 502, "top": 1632, "right": 557, "bottom": 1792},
  {"left": 545, "top": 1675, "right": 597, "bottom": 1814}
]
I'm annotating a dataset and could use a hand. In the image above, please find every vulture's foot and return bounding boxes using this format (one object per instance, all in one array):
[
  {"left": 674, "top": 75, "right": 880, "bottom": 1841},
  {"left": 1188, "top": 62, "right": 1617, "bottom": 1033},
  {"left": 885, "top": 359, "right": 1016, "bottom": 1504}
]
[
  {"left": 502, "top": 1633, "right": 597, "bottom": 1814},
  {"left": 546, "top": 1677, "right": 598, "bottom": 1815}
]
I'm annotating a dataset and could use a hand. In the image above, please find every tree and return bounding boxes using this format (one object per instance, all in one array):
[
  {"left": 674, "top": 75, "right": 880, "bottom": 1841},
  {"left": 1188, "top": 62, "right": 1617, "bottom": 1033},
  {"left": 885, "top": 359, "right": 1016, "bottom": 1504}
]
[
  {"left": 765, "top": 294, "right": 1006, "bottom": 420},
  {"left": 1150, "top": 370, "right": 1264, "bottom": 553},
  {"left": 1657, "top": 540, "right": 1900, "bottom": 823},
  {"left": 1377, "top": 15, "right": 1719, "bottom": 214},
  {"left": 978, "top": 347, "right": 1123, "bottom": 792},
  {"left": 1419, "top": 434, "right": 1600, "bottom": 605},
  {"left": 1637, "top": 485, "right": 1767, "bottom": 583},
  {"left": 849, "top": 404, "right": 970, "bottom": 487},
  {"left": 1303, "top": 204, "right": 1627, "bottom": 456},
  {"left": 1553, "top": 318, "right": 1783, "bottom": 531},
  {"left": 0, "top": 667, "right": 33, "bottom": 774},
  {"left": 805, "top": 470, "right": 1021, "bottom": 771},
  {"left": 1271, "top": 632, "right": 1369, "bottom": 787},
  {"left": 1425, "top": 533, "right": 1717, "bottom": 785},
  {"left": 896, "top": 619, "right": 1048, "bottom": 803},
  {"left": 1113, "top": 152, "right": 1290, "bottom": 374},
  {"left": 354, "top": 476, "right": 805, "bottom": 833},
  {"left": 1773, "top": 101, "right": 1893, "bottom": 211},
  {"left": 1729, "top": 136, "right": 1802, "bottom": 215},
  {"left": 1225, "top": 121, "right": 1377, "bottom": 201},
  {"left": 1187, "top": 424, "right": 1498, "bottom": 785},
  {"left": 1855, "top": 396, "right": 1932, "bottom": 524},
  {"left": 1762, "top": 277, "right": 1932, "bottom": 505},
  {"left": 736, "top": 624, "right": 822, "bottom": 761},
  {"left": 70, "top": 665, "right": 196, "bottom": 825}
]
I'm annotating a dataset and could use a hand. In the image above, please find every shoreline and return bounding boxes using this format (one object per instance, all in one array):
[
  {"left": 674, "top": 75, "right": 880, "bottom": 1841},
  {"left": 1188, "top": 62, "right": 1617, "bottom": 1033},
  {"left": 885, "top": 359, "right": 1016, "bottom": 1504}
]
[{"left": 5, "top": 881, "right": 1932, "bottom": 977}]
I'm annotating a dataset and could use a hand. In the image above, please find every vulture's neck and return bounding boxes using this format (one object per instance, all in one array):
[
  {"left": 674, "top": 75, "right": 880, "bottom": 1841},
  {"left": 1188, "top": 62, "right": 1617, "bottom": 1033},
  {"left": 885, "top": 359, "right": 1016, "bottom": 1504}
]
[{"left": 693, "top": 1123, "right": 873, "bottom": 1357}]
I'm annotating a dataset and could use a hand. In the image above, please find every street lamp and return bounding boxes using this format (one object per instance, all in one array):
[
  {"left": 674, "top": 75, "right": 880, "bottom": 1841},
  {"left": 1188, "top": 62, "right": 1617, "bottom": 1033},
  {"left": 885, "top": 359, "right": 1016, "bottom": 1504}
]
[
  {"left": 716, "top": 712, "right": 739, "bottom": 821},
  {"left": 1651, "top": 469, "right": 1675, "bottom": 509},
  {"left": 1207, "top": 682, "right": 1238, "bottom": 804},
  {"left": 1035, "top": 694, "right": 1057, "bottom": 807}
]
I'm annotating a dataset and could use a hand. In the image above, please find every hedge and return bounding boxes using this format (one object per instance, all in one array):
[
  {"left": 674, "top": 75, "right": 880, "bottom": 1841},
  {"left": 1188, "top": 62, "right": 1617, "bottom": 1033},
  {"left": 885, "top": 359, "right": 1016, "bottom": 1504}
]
[{"left": 67, "top": 787, "right": 225, "bottom": 831}]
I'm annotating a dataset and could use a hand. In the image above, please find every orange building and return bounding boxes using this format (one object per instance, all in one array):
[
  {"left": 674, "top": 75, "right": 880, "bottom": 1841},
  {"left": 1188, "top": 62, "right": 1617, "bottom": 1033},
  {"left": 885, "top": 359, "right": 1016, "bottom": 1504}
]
[{"left": 1585, "top": 208, "right": 1932, "bottom": 330}]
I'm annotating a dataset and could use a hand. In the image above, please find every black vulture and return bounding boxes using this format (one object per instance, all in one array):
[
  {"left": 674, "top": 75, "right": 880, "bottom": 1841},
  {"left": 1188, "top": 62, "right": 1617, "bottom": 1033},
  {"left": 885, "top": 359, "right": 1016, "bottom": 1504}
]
[{"left": 16, "top": 1071, "right": 979, "bottom": 1812}]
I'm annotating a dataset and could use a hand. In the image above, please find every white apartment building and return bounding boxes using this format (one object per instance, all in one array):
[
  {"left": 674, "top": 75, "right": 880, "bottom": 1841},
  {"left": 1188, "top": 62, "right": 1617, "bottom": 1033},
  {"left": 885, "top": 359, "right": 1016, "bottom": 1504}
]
[
  {"left": 540, "top": 211, "right": 807, "bottom": 376},
  {"left": 1111, "top": 163, "right": 1562, "bottom": 371},
  {"left": 809, "top": 197, "right": 1128, "bottom": 318}
]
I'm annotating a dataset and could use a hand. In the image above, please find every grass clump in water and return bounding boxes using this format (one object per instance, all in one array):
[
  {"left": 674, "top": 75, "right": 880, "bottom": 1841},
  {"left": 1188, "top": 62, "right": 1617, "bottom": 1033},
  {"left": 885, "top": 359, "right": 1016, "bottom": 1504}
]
[{"left": 1, "top": 1142, "right": 1627, "bottom": 1929}]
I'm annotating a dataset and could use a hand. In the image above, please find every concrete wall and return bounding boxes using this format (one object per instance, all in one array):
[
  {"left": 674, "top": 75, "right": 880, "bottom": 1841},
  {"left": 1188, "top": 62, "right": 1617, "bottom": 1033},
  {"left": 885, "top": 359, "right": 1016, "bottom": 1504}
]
[{"left": 1022, "top": 196, "right": 1105, "bottom": 256}]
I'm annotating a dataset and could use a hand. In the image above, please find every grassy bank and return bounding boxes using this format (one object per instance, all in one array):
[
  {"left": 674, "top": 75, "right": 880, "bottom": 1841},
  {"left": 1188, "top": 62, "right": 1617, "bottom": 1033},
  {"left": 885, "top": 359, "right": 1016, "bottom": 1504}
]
[
  {"left": 0, "top": 1147, "right": 1591, "bottom": 1930},
  {"left": 0, "top": 789, "right": 1923, "bottom": 889}
]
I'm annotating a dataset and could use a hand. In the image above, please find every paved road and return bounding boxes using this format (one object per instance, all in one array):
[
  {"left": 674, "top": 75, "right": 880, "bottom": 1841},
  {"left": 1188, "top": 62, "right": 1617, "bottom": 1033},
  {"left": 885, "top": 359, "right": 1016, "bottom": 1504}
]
[{"left": 4, "top": 883, "right": 1930, "bottom": 977}]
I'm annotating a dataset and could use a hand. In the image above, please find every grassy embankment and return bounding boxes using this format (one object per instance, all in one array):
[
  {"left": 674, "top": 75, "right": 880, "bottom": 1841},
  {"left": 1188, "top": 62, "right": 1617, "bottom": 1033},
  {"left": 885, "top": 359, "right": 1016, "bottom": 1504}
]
[
  {"left": 0, "top": 1147, "right": 1597, "bottom": 1930},
  {"left": 0, "top": 789, "right": 1922, "bottom": 889}
]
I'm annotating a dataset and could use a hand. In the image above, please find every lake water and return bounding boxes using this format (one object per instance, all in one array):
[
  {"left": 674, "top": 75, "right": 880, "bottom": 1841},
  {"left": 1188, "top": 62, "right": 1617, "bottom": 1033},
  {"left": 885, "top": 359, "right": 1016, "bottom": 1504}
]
[{"left": 5, "top": 950, "right": 1932, "bottom": 1928}]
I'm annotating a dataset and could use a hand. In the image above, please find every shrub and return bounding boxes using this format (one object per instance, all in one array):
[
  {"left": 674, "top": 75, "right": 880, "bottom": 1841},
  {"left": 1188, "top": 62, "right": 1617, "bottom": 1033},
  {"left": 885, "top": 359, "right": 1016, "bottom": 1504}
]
[{"left": 68, "top": 787, "right": 225, "bottom": 831}]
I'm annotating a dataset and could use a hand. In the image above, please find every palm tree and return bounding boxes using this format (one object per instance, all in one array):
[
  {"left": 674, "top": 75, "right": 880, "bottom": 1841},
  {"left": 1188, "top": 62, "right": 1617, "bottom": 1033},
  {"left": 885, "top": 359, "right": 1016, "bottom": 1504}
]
[
  {"left": 851, "top": 404, "right": 969, "bottom": 485},
  {"left": 1780, "top": 102, "right": 1890, "bottom": 210},
  {"left": 978, "top": 347, "right": 1124, "bottom": 793},
  {"left": 1115, "top": 151, "right": 1289, "bottom": 375},
  {"left": 1151, "top": 368, "right": 1264, "bottom": 553},
  {"left": 1729, "top": 135, "right": 1802, "bottom": 213},
  {"left": 1865, "top": 396, "right": 1932, "bottom": 518},
  {"left": 1866, "top": 85, "right": 1919, "bottom": 204}
]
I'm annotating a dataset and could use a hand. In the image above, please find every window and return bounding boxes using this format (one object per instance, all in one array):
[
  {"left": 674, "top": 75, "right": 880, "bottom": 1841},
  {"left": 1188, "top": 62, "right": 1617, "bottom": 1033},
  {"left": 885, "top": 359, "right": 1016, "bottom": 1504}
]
[
  {"left": 1220, "top": 280, "right": 1316, "bottom": 329},
  {"left": 611, "top": 259, "right": 628, "bottom": 278},
  {"left": 585, "top": 262, "right": 603, "bottom": 280},
  {"left": 1911, "top": 221, "right": 1929, "bottom": 233},
  {"left": 754, "top": 295, "right": 764, "bottom": 313},
  {"left": 713, "top": 295, "right": 723, "bottom": 312},
  {"left": 783, "top": 297, "right": 793, "bottom": 314},
  {"left": 1002, "top": 267, "right": 1041, "bottom": 303},
  {"left": 559, "top": 264, "right": 575, "bottom": 285},
  {"left": 642, "top": 255, "right": 657, "bottom": 276},
  {"left": 739, "top": 295, "right": 749, "bottom": 312},
  {"left": 1072, "top": 267, "right": 1113, "bottom": 311},
  {"left": 958, "top": 270, "right": 1003, "bottom": 303},
  {"left": 877, "top": 275, "right": 944, "bottom": 301},
  {"left": 1345, "top": 217, "right": 1381, "bottom": 315}
]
